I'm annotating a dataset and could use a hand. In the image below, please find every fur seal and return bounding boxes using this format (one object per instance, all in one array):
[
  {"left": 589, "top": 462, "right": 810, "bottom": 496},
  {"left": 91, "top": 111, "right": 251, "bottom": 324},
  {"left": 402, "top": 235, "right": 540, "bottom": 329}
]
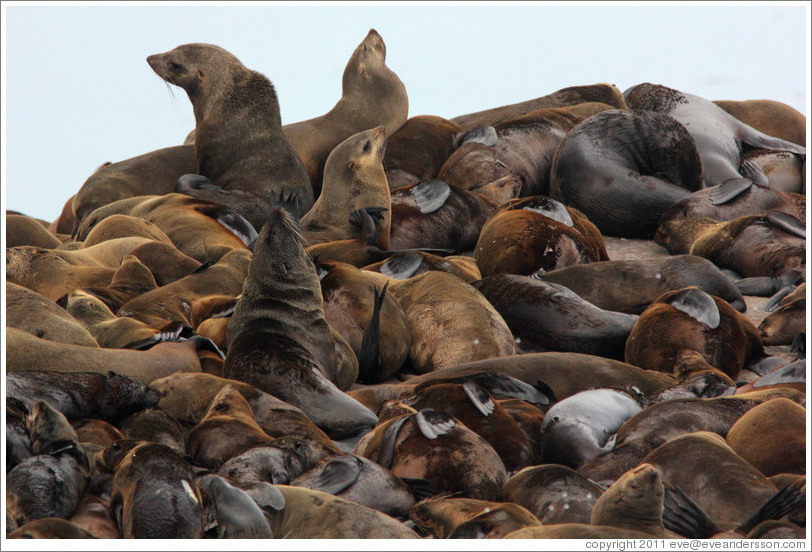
[
  {"left": 624, "top": 83, "right": 806, "bottom": 188},
  {"left": 147, "top": 43, "right": 314, "bottom": 212},
  {"left": 284, "top": 29, "right": 408, "bottom": 198},
  {"left": 80, "top": 213, "right": 175, "bottom": 248},
  {"left": 550, "top": 109, "right": 704, "bottom": 238},
  {"left": 262, "top": 485, "right": 418, "bottom": 538},
  {"left": 738, "top": 149, "right": 806, "bottom": 193},
  {"left": 6, "top": 401, "right": 90, "bottom": 525},
  {"left": 540, "top": 388, "right": 645, "bottom": 469},
  {"left": 388, "top": 176, "right": 521, "bottom": 251},
  {"left": 6, "top": 518, "right": 98, "bottom": 539},
  {"left": 625, "top": 287, "right": 771, "bottom": 379},
  {"left": 473, "top": 275, "right": 638, "bottom": 359},
  {"left": 439, "top": 102, "right": 616, "bottom": 197},
  {"left": 109, "top": 442, "right": 203, "bottom": 538},
  {"left": 300, "top": 126, "right": 392, "bottom": 248},
  {"left": 6, "top": 282, "right": 98, "bottom": 347},
  {"left": 388, "top": 270, "right": 516, "bottom": 373},
  {"left": 364, "top": 251, "right": 483, "bottom": 282},
  {"left": 174, "top": 173, "right": 273, "bottom": 233},
  {"left": 119, "top": 408, "right": 187, "bottom": 455},
  {"left": 590, "top": 463, "right": 670, "bottom": 537},
  {"left": 6, "top": 213, "right": 62, "bottom": 249},
  {"left": 66, "top": 254, "right": 159, "bottom": 314},
  {"left": 383, "top": 115, "right": 465, "bottom": 190},
  {"left": 75, "top": 193, "right": 253, "bottom": 263},
  {"left": 450, "top": 82, "right": 627, "bottom": 130},
  {"left": 474, "top": 196, "right": 608, "bottom": 277},
  {"left": 758, "top": 294, "right": 805, "bottom": 346},
  {"left": 7, "top": 370, "right": 159, "bottom": 424},
  {"left": 714, "top": 99, "right": 806, "bottom": 147},
  {"left": 126, "top": 241, "right": 202, "bottom": 286},
  {"left": 354, "top": 408, "right": 508, "bottom": 500},
  {"left": 223, "top": 207, "right": 378, "bottom": 438},
  {"left": 537, "top": 254, "right": 746, "bottom": 313},
  {"left": 501, "top": 464, "right": 604, "bottom": 525},
  {"left": 425, "top": 500, "right": 542, "bottom": 539},
  {"left": 205, "top": 475, "right": 274, "bottom": 538},
  {"left": 117, "top": 248, "right": 251, "bottom": 326},
  {"left": 725, "top": 398, "right": 805, "bottom": 477},
  {"left": 71, "top": 144, "right": 198, "bottom": 232}
]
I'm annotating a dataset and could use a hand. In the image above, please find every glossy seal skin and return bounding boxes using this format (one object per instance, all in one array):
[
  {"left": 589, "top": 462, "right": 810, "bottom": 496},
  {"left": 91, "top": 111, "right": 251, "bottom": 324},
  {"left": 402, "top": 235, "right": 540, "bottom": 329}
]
[
  {"left": 147, "top": 43, "right": 314, "bottom": 212},
  {"left": 549, "top": 109, "right": 704, "bottom": 238},
  {"left": 222, "top": 207, "right": 378, "bottom": 438}
]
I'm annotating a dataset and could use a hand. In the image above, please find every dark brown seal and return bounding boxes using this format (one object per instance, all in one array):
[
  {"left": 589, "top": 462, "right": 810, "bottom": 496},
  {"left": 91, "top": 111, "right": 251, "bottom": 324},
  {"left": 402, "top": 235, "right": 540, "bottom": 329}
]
[
  {"left": 364, "top": 251, "right": 482, "bottom": 282},
  {"left": 758, "top": 293, "right": 805, "bottom": 345},
  {"left": 6, "top": 518, "right": 97, "bottom": 539},
  {"left": 147, "top": 43, "right": 314, "bottom": 212},
  {"left": 450, "top": 82, "right": 627, "bottom": 130},
  {"left": 474, "top": 196, "right": 608, "bottom": 278},
  {"left": 383, "top": 115, "right": 464, "bottom": 190},
  {"left": 714, "top": 99, "right": 806, "bottom": 147},
  {"left": 549, "top": 109, "right": 704, "bottom": 238},
  {"left": 414, "top": 499, "right": 542, "bottom": 539},
  {"left": 300, "top": 126, "right": 391, "bottom": 248},
  {"left": 537, "top": 254, "right": 746, "bottom": 313},
  {"left": 284, "top": 29, "right": 408, "bottom": 198},
  {"left": 439, "top": 102, "right": 616, "bottom": 197},
  {"left": 222, "top": 207, "right": 378, "bottom": 438}
]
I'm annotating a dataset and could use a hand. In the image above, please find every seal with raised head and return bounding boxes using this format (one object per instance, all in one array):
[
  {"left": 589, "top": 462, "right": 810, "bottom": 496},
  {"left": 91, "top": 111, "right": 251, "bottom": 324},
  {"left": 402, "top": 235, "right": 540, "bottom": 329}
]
[
  {"left": 549, "top": 109, "right": 705, "bottom": 238},
  {"left": 450, "top": 82, "right": 627, "bottom": 130},
  {"left": 300, "top": 126, "right": 392, "bottom": 248},
  {"left": 223, "top": 207, "right": 378, "bottom": 438},
  {"left": 284, "top": 29, "right": 408, "bottom": 198},
  {"left": 147, "top": 42, "right": 314, "bottom": 213},
  {"left": 624, "top": 83, "right": 806, "bottom": 188}
]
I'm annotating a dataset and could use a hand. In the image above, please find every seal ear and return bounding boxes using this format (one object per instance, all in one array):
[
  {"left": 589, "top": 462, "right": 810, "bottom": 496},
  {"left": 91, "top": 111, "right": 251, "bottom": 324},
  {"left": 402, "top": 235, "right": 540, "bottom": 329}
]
[{"left": 347, "top": 160, "right": 356, "bottom": 171}]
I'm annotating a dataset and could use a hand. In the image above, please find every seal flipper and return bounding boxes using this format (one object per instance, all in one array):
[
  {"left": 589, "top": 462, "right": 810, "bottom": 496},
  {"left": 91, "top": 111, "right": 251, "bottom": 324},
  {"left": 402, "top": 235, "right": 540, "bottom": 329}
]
[
  {"left": 399, "top": 477, "right": 434, "bottom": 501},
  {"left": 790, "top": 332, "right": 805, "bottom": 359},
  {"left": 175, "top": 173, "right": 219, "bottom": 192},
  {"left": 667, "top": 288, "right": 720, "bottom": 329},
  {"left": 306, "top": 455, "right": 363, "bottom": 496},
  {"left": 662, "top": 484, "right": 724, "bottom": 538},
  {"left": 121, "top": 322, "right": 191, "bottom": 351},
  {"left": 734, "top": 276, "right": 784, "bottom": 297},
  {"left": 753, "top": 359, "right": 805, "bottom": 388},
  {"left": 188, "top": 334, "right": 226, "bottom": 360},
  {"left": 380, "top": 251, "right": 424, "bottom": 279},
  {"left": 349, "top": 208, "right": 379, "bottom": 246},
  {"left": 739, "top": 129, "right": 806, "bottom": 157},
  {"left": 415, "top": 408, "right": 456, "bottom": 440},
  {"left": 766, "top": 211, "right": 806, "bottom": 239},
  {"left": 462, "top": 381, "right": 495, "bottom": 416},
  {"left": 455, "top": 126, "right": 498, "bottom": 148},
  {"left": 209, "top": 475, "right": 273, "bottom": 538},
  {"left": 709, "top": 178, "right": 753, "bottom": 205},
  {"left": 188, "top": 260, "right": 215, "bottom": 276},
  {"left": 378, "top": 415, "right": 413, "bottom": 469},
  {"left": 746, "top": 355, "right": 789, "bottom": 377},
  {"left": 242, "top": 481, "right": 285, "bottom": 512},
  {"left": 415, "top": 372, "right": 556, "bottom": 407},
  {"left": 411, "top": 180, "right": 451, "bottom": 214},
  {"left": 738, "top": 159, "right": 771, "bottom": 188},
  {"left": 521, "top": 197, "right": 573, "bottom": 227},
  {"left": 735, "top": 480, "right": 806, "bottom": 535},
  {"left": 270, "top": 190, "right": 300, "bottom": 226},
  {"left": 198, "top": 205, "right": 259, "bottom": 247},
  {"left": 357, "top": 283, "right": 388, "bottom": 384},
  {"left": 764, "top": 285, "right": 796, "bottom": 312}
]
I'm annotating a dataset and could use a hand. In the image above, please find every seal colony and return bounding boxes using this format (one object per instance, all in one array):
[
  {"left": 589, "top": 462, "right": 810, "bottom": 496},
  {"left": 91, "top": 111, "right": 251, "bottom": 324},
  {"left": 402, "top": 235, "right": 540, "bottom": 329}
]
[{"left": 3, "top": 29, "right": 807, "bottom": 542}]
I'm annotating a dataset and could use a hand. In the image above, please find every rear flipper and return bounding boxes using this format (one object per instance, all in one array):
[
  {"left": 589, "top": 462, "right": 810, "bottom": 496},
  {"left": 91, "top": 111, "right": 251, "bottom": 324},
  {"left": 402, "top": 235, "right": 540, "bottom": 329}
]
[
  {"left": 736, "top": 480, "right": 806, "bottom": 534},
  {"left": 663, "top": 484, "right": 723, "bottom": 538},
  {"left": 357, "top": 283, "right": 389, "bottom": 384}
]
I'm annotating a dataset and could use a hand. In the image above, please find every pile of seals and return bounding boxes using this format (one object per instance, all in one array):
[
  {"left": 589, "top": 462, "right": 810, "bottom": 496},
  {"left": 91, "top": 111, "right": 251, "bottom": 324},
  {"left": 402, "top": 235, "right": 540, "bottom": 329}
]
[{"left": 5, "top": 29, "right": 807, "bottom": 540}]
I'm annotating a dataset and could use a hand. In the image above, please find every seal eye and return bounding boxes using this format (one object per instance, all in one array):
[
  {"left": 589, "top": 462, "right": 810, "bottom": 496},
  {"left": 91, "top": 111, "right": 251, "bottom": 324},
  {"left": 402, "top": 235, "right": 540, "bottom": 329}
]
[
  {"left": 363, "top": 141, "right": 371, "bottom": 154},
  {"left": 170, "top": 61, "right": 186, "bottom": 73}
]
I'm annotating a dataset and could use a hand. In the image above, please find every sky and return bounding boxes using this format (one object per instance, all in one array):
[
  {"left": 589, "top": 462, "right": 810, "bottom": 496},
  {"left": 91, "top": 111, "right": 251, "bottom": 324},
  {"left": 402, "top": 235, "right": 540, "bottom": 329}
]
[{"left": 2, "top": 1, "right": 810, "bottom": 224}]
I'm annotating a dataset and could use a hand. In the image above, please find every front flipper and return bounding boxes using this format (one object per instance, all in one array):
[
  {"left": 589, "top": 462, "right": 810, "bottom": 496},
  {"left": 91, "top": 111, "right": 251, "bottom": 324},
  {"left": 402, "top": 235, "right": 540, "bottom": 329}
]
[
  {"left": 710, "top": 178, "right": 753, "bottom": 205},
  {"left": 521, "top": 197, "right": 573, "bottom": 227},
  {"left": 349, "top": 208, "right": 379, "bottom": 246},
  {"left": 736, "top": 480, "right": 806, "bottom": 534},
  {"left": 738, "top": 160, "right": 770, "bottom": 188},
  {"left": 270, "top": 190, "right": 301, "bottom": 226},
  {"left": 415, "top": 408, "right": 456, "bottom": 440},
  {"left": 766, "top": 211, "right": 806, "bottom": 239},
  {"left": 380, "top": 252, "right": 424, "bottom": 280},
  {"left": 663, "top": 484, "right": 723, "bottom": 539},
  {"left": 412, "top": 180, "right": 451, "bottom": 214},
  {"left": 175, "top": 173, "right": 220, "bottom": 192},
  {"left": 357, "top": 283, "right": 389, "bottom": 384},
  {"left": 307, "top": 455, "right": 363, "bottom": 496},
  {"left": 200, "top": 206, "right": 259, "bottom": 247},
  {"left": 455, "top": 125, "right": 498, "bottom": 148},
  {"left": 462, "top": 380, "right": 495, "bottom": 416}
]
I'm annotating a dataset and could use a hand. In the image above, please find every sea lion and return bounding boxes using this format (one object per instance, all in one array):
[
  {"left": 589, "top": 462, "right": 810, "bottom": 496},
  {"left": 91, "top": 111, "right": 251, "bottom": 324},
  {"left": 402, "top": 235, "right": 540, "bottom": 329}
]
[
  {"left": 147, "top": 42, "right": 314, "bottom": 212},
  {"left": 48, "top": 194, "right": 78, "bottom": 236},
  {"left": 473, "top": 275, "right": 638, "bottom": 359},
  {"left": 68, "top": 492, "right": 121, "bottom": 539},
  {"left": 364, "top": 251, "right": 482, "bottom": 282},
  {"left": 450, "top": 82, "right": 627, "bottom": 130},
  {"left": 6, "top": 401, "right": 90, "bottom": 525},
  {"left": 71, "top": 144, "right": 199, "bottom": 233},
  {"left": 126, "top": 240, "right": 202, "bottom": 286},
  {"left": 262, "top": 485, "right": 418, "bottom": 538},
  {"left": 388, "top": 270, "right": 516, "bottom": 373},
  {"left": 80, "top": 213, "right": 175, "bottom": 247},
  {"left": 109, "top": 442, "right": 203, "bottom": 538},
  {"left": 174, "top": 173, "right": 273, "bottom": 233},
  {"left": 590, "top": 463, "right": 670, "bottom": 537},
  {"left": 116, "top": 248, "right": 251, "bottom": 326},
  {"left": 354, "top": 408, "right": 508, "bottom": 500},
  {"left": 6, "top": 213, "right": 62, "bottom": 248},
  {"left": 388, "top": 176, "right": 521, "bottom": 251},
  {"left": 292, "top": 454, "right": 417, "bottom": 518},
  {"left": 725, "top": 398, "right": 805, "bottom": 477},
  {"left": 549, "top": 109, "right": 704, "bottom": 238},
  {"left": 758, "top": 296, "right": 805, "bottom": 345},
  {"left": 689, "top": 212, "right": 805, "bottom": 279},
  {"left": 714, "top": 98, "right": 806, "bottom": 147},
  {"left": 501, "top": 464, "right": 604, "bottom": 525},
  {"left": 625, "top": 287, "right": 771, "bottom": 379},
  {"left": 738, "top": 149, "right": 806, "bottom": 193},
  {"left": 71, "top": 419, "right": 125, "bottom": 448},
  {"left": 439, "top": 102, "right": 616, "bottom": 197},
  {"left": 284, "top": 29, "right": 408, "bottom": 198},
  {"left": 6, "top": 282, "right": 99, "bottom": 347},
  {"left": 383, "top": 114, "right": 465, "bottom": 190},
  {"left": 300, "top": 126, "right": 392, "bottom": 248},
  {"left": 223, "top": 207, "right": 378, "bottom": 438},
  {"left": 67, "top": 254, "right": 159, "bottom": 314},
  {"left": 439, "top": 502, "right": 542, "bottom": 539},
  {"left": 6, "top": 326, "right": 205, "bottom": 385},
  {"left": 119, "top": 408, "right": 188, "bottom": 456},
  {"left": 187, "top": 385, "right": 274, "bottom": 469},
  {"left": 540, "top": 388, "right": 646, "bottom": 469},
  {"left": 150, "top": 372, "right": 338, "bottom": 451},
  {"left": 624, "top": 83, "right": 806, "bottom": 188},
  {"left": 206, "top": 475, "right": 273, "bottom": 538},
  {"left": 474, "top": 196, "right": 608, "bottom": 277},
  {"left": 74, "top": 194, "right": 253, "bottom": 263},
  {"left": 6, "top": 518, "right": 98, "bottom": 539},
  {"left": 536, "top": 254, "right": 746, "bottom": 313}
]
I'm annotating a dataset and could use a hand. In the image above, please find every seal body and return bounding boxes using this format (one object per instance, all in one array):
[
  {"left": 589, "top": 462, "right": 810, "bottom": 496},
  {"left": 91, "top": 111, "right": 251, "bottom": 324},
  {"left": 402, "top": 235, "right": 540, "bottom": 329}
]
[
  {"left": 383, "top": 115, "right": 464, "bottom": 190},
  {"left": 714, "top": 99, "right": 806, "bottom": 147}
]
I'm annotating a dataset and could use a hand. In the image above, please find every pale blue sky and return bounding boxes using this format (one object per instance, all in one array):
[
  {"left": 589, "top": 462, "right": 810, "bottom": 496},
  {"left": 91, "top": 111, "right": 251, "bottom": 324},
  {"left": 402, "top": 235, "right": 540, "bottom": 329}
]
[{"left": 2, "top": 2, "right": 809, "bottom": 223}]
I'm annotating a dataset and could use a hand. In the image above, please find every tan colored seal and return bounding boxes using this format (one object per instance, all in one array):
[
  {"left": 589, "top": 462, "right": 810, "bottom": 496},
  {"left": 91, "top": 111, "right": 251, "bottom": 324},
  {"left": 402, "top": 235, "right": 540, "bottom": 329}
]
[
  {"left": 714, "top": 99, "right": 806, "bottom": 147},
  {"left": 80, "top": 213, "right": 175, "bottom": 247},
  {"left": 6, "top": 213, "right": 61, "bottom": 249},
  {"left": 6, "top": 282, "right": 99, "bottom": 347}
]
